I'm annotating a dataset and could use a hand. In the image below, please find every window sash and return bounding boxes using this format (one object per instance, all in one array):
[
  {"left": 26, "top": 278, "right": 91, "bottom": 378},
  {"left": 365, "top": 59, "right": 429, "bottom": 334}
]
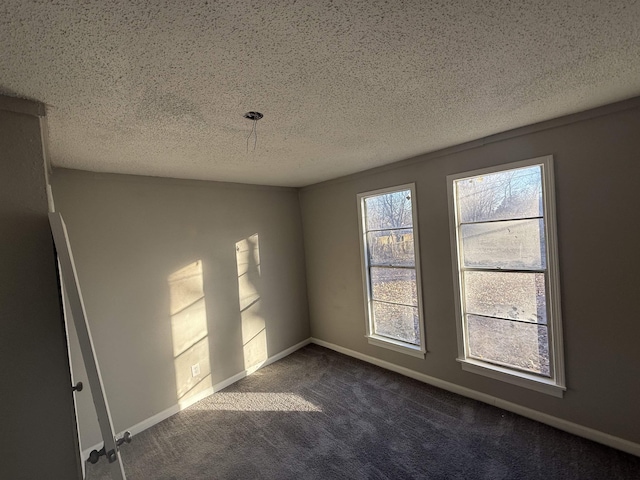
[{"left": 460, "top": 268, "right": 554, "bottom": 377}]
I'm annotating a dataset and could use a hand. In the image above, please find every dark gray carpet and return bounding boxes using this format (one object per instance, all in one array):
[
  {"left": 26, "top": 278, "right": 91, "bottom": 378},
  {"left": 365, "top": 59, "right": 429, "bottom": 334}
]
[{"left": 87, "top": 344, "right": 640, "bottom": 479}]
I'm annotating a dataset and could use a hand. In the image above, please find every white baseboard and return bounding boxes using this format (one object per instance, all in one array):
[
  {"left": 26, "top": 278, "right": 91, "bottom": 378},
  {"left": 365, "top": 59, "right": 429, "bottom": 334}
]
[
  {"left": 310, "top": 337, "right": 640, "bottom": 458},
  {"left": 82, "top": 338, "right": 311, "bottom": 463},
  {"left": 82, "top": 335, "right": 639, "bottom": 464}
]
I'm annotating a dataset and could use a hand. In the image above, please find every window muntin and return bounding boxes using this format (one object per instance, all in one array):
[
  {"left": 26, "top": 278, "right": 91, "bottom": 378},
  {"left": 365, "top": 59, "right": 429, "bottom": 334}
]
[
  {"left": 449, "top": 156, "right": 564, "bottom": 395},
  {"left": 358, "top": 184, "right": 425, "bottom": 356}
]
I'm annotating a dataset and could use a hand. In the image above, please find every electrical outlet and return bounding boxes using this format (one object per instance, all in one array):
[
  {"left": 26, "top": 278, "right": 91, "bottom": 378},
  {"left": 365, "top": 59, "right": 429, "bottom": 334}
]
[{"left": 191, "top": 363, "right": 200, "bottom": 377}]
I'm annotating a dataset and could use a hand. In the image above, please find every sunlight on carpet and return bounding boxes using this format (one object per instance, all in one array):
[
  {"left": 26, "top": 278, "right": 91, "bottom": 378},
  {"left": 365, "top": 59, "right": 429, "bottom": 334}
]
[{"left": 191, "top": 392, "right": 322, "bottom": 412}]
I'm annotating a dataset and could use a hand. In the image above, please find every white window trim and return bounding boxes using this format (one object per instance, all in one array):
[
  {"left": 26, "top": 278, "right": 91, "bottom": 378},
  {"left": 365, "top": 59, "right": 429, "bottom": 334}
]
[
  {"left": 357, "top": 183, "right": 426, "bottom": 358},
  {"left": 447, "top": 155, "right": 566, "bottom": 397}
]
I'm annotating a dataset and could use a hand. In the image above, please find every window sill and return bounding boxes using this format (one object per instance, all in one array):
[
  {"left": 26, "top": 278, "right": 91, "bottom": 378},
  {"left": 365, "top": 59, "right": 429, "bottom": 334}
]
[
  {"left": 366, "top": 335, "right": 426, "bottom": 358},
  {"left": 458, "top": 358, "right": 565, "bottom": 398}
]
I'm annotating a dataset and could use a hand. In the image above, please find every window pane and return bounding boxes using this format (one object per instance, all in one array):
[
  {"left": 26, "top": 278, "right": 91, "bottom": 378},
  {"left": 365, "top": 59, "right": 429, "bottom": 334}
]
[
  {"left": 461, "top": 219, "right": 546, "bottom": 269},
  {"left": 365, "top": 190, "right": 413, "bottom": 230},
  {"left": 467, "top": 315, "right": 550, "bottom": 376},
  {"left": 457, "top": 166, "right": 542, "bottom": 223},
  {"left": 372, "top": 301, "right": 419, "bottom": 345},
  {"left": 367, "top": 229, "right": 415, "bottom": 266},
  {"left": 464, "top": 271, "right": 546, "bottom": 324},
  {"left": 371, "top": 267, "right": 417, "bottom": 306}
]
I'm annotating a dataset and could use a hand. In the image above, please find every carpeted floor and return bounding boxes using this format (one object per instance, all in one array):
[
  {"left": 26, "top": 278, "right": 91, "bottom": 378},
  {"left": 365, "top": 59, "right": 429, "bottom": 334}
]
[{"left": 86, "top": 344, "right": 640, "bottom": 479}]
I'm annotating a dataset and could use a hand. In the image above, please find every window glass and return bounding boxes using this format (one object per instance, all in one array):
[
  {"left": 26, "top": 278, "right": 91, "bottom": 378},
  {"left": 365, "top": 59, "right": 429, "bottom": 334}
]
[
  {"left": 366, "top": 229, "right": 415, "bottom": 266},
  {"left": 371, "top": 267, "right": 417, "bottom": 306},
  {"left": 372, "top": 302, "right": 419, "bottom": 345},
  {"left": 467, "top": 314, "right": 550, "bottom": 376},
  {"left": 457, "top": 166, "right": 543, "bottom": 223},
  {"left": 461, "top": 219, "right": 546, "bottom": 270},
  {"left": 464, "top": 271, "right": 546, "bottom": 324},
  {"left": 364, "top": 190, "right": 413, "bottom": 230}
]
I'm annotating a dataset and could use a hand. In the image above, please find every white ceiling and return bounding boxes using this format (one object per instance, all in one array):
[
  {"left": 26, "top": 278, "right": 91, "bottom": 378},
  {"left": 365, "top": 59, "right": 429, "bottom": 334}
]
[{"left": 1, "top": 1, "right": 639, "bottom": 187}]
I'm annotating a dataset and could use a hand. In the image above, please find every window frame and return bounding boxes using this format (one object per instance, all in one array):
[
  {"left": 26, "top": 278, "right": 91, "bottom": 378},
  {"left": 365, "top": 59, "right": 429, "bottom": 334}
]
[
  {"left": 447, "top": 155, "right": 566, "bottom": 397},
  {"left": 357, "top": 183, "right": 426, "bottom": 358}
]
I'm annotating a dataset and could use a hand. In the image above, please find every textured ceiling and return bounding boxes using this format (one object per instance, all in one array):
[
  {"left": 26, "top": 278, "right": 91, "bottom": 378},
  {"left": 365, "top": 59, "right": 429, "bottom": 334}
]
[{"left": 1, "top": 1, "right": 639, "bottom": 187}]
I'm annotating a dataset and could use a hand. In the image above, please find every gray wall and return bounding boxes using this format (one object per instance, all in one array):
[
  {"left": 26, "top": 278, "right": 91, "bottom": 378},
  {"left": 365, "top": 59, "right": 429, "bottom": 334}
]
[
  {"left": 52, "top": 169, "right": 310, "bottom": 449},
  {"left": 300, "top": 103, "right": 640, "bottom": 444},
  {"left": 0, "top": 97, "right": 81, "bottom": 478}
]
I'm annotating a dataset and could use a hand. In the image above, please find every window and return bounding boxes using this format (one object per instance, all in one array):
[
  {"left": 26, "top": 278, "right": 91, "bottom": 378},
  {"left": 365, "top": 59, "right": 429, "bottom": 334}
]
[
  {"left": 448, "top": 155, "right": 565, "bottom": 396},
  {"left": 357, "top": 184, "right": 425, "bottom": 358}
]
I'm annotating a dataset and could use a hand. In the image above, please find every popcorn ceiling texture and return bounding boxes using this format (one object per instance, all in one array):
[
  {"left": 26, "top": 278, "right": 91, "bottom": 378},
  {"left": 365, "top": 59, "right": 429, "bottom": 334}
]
[{"left": 1, "top": 1, "right": 639, "bottom": 187}]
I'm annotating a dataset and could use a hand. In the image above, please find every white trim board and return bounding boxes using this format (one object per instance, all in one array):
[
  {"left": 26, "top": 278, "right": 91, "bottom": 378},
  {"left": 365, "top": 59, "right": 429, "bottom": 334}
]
[
  {"left": 309, "top": 338, "right": 640, "bottom": 458},
  {"left": 81, "top": 338, "right": 311, "bottom": 463}
]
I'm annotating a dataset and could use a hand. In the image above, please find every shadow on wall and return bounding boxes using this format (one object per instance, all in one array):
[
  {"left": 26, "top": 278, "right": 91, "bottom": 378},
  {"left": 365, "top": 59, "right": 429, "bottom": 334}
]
[
  {"left": 236, "top": 233, "right": 268, "bottom": 371},
  {"left": 168, "top": 260, "right": 212, "bottom": 403}
]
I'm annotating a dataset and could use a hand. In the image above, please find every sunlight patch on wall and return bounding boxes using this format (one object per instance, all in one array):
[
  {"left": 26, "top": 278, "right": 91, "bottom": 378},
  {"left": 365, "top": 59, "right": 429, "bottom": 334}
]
[
  {"left": 169, "top": 260, "right": 212, "bottom": 401},
  {"left": 236, "top": 234, "right": 267, "bottom": 370},
  {"left": 191, "top": 392, "right": 322, "bottom": 412}
]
